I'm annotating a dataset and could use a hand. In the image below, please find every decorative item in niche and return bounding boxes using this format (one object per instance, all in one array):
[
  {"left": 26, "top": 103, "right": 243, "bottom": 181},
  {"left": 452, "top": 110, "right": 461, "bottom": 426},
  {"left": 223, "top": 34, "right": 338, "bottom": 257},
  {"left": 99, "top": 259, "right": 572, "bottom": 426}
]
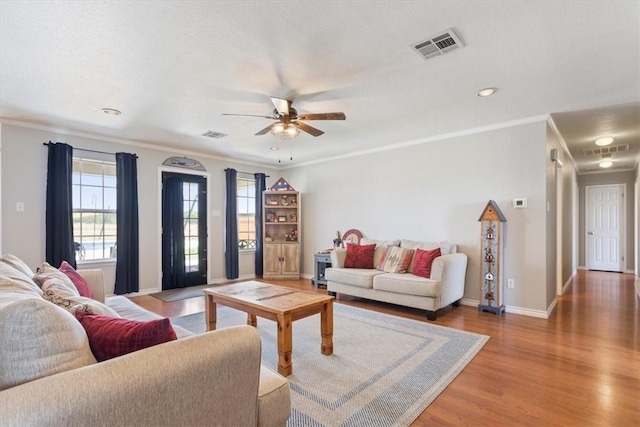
[
  {"left": 278, "top": 216, "right": 287, "bottom": 222},
  {"left": 162, "top": 156, "right": 206, "bottom": 171},
  {"left": 270, "top": 177, "right": 295, "bottom": 191},
  {"left": 342, "top": 229, "right": 363, "bottom": 245}
]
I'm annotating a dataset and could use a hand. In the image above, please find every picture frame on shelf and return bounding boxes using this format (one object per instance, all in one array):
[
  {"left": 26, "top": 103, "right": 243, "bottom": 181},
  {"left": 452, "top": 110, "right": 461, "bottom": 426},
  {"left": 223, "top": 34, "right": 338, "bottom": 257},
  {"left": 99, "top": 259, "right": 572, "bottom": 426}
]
[{"left": 278, "top": 216, "right": 287, "bottom": 222}]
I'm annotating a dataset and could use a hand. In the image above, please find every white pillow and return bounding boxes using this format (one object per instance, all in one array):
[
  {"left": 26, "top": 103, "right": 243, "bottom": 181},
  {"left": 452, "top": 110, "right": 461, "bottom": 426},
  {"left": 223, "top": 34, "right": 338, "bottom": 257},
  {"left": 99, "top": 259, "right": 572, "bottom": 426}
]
[
  {"left": 34, "top": 262, "right": 79, "bottom": 296},
  {"left": 0, "top": 254, "right": 43, "bottom": 310},
  {"left": 41, "top": 277, "right": 120, "bottom": 317},
  {"left": 0, "top": 299, "right": 97, "bottom": 390}
]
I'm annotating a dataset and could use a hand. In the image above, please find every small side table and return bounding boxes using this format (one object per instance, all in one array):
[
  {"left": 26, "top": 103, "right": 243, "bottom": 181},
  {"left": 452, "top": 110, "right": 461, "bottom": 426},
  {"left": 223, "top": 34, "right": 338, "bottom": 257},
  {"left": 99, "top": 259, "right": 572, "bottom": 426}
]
[{"left": 312, "top": 252, "right": 332, "bottom": 288}]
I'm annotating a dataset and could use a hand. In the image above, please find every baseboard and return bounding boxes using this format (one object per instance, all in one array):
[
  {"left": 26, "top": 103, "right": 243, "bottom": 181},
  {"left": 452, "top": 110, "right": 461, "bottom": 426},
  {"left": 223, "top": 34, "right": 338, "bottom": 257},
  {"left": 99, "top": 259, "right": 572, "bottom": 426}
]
[
  {"left": 562, "top": 271, "right": 576, "bottom": 294},
  {"left": 301, "top": 273, "right": 313, "bottom": 280},
  {"left": 577, "top": 265, "right": 587, "bottom": 271},
  {"left": 461, "top": 298, "right": 549, "bottom": 319},
  {"left": 624, "top": 269, "right": 635, "bottom": 274}
]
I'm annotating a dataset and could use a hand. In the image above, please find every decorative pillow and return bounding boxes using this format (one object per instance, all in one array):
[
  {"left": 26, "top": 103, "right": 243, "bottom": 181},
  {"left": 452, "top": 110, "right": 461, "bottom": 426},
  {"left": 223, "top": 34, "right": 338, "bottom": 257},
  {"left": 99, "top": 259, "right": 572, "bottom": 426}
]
[
  {"left": 344, "top": 243, "right": 376, "bottom": 269},
  {"left": 0, "top": 299, "right": 97, "bottom": 391},
  {"left": 376, "top": 246, "right": 414, "bottom": 273},
  {"left": 34, "top": 262, "right": 79, "bottom": 296},
  {"left": 58, "top": 261, "right": 93, "bottom": 298},
  {"left": 412, "top": 248, "right": 441, "bottom": 278},
  {"left": 41, "top": 277, "right": 120, "bottom": 317},
  {"left": 75, "top": 311, "right": 178, "bottom": 362},
  {"left": 0, "top": 255, "right": 43, "bottom": 310}
]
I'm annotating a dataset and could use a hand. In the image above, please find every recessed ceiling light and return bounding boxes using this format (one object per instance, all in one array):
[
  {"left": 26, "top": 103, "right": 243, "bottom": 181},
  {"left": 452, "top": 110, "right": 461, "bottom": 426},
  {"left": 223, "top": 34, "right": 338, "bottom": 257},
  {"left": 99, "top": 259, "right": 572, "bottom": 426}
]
[
  {"left": 476, "top": 87, "right": 497, "bottom": 97},
  {"left": 599, "top": 160, "right": 613, "bottom": 168},
  {"left": 101, "top": 108, "right": 121, "bottom": 116},
  {"left": 270, "top": 146, "right": 280, "bottom": 151},
  {"left": 595, "top": 137, "right": 614, "bottom": 146}
]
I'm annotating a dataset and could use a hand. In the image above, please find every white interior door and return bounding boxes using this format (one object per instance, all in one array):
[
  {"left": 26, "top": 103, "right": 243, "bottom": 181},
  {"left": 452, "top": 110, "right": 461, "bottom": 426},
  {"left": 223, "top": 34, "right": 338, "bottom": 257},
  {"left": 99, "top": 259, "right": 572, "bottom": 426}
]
[{"left": 586, "top": 185, "right": 624, "bottom": 272}]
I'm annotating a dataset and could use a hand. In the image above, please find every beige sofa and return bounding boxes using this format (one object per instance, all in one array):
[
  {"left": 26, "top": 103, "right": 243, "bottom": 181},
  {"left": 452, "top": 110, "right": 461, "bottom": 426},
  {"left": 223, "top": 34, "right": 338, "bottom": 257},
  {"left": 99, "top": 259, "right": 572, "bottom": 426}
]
[
  {"left": 326, "top": 239, "right": 468, "bottom": 320},
  {"left": 0, "top": 255, "right": 290, "bottom": 427}
]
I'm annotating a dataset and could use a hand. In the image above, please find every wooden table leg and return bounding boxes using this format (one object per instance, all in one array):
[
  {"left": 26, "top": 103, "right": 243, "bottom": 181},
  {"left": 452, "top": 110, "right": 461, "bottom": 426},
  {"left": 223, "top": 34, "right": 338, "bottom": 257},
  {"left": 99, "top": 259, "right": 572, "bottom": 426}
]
[
  {"left": 277, "top": 313, "right": 293, "bottom": 376},
  {"left": 321, "top": 300, "right": 334, "bottom": 355},
  {"left": 205, "top": 295, "right": 217, "bottom": 331},
  {"left": 247, "top": 313, "right": 257, "bottom": 327}
]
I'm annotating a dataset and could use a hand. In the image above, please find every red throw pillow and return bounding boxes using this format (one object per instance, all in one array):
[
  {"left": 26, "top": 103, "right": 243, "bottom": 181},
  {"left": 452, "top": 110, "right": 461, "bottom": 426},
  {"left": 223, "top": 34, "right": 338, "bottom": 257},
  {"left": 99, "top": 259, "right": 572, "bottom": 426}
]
[
  {"left": 74, "top": 311, "right": 177, "bottom": 361},
  {"left": 59, "top": 261, "right": 93, "bottom": 298},
  {"left": 344, "top": 243, "right": 376, "bottom": 269},
  {"left": 412, "top": 248, "right": 441, "bottom": 278}
]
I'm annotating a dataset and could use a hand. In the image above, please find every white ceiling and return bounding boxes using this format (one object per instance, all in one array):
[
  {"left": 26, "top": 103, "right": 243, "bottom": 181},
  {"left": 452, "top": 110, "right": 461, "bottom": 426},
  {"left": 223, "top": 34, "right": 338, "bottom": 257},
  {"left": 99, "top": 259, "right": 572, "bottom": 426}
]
[{"left": 1, "top": 1, "right": 639, "bottom": 171}]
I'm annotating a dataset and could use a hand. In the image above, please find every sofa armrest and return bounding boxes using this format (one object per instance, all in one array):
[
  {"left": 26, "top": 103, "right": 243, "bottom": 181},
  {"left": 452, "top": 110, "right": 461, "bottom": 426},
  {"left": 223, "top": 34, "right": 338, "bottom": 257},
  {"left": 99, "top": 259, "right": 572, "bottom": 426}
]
[
  {"left": 330, "top": 248, "right": 347, "bottom": 268},
  {"left": 430, "top": 253, "right": 468, "bottom": 307},
  {"left": 0, "top": 326, "right": 263, "bottom": 427},
  {"left": 77, "top": 269, "right": 105, "bottom": 303}
]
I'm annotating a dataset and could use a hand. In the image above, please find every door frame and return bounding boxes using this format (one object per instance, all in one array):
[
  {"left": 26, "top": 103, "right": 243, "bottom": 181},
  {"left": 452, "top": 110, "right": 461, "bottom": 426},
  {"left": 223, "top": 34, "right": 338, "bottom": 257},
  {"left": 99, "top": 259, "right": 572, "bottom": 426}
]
[
  {"left": 585, "top": 184, "right": 626, "bottom": 272},
  {"left": 157, "top": 167, "right": 211, "bottom": 291}
]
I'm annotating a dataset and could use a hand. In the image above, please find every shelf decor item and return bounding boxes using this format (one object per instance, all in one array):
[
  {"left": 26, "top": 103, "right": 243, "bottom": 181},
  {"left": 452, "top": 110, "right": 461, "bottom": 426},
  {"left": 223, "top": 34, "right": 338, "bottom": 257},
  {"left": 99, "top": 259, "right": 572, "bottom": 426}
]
[{"left": 478, "top": 200, "right": 507, "bottom": 316}]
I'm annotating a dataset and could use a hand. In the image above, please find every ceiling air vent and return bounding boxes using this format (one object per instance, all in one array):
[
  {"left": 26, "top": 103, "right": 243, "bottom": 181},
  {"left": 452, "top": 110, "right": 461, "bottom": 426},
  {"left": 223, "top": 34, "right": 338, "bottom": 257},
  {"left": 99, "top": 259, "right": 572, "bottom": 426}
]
[
  {"left": 202, "top": 130, "right": 228, "bottom": 139},
  {"left": 583, "top": 144, "right": 629, "bottom": 156},
  {"left": 411, "top": 28, "right": 464, "bottom": 61}
]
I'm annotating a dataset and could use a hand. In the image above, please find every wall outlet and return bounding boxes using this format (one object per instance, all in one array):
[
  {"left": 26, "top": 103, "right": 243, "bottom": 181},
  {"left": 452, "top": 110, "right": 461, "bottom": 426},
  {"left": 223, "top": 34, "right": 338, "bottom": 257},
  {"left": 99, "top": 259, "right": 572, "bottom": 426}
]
[
  {"left": 507, "top": 279, "right": 515, "bottom": 289},
  {"left": 16, "top": 202, "right": 25, "bottom": 212}
]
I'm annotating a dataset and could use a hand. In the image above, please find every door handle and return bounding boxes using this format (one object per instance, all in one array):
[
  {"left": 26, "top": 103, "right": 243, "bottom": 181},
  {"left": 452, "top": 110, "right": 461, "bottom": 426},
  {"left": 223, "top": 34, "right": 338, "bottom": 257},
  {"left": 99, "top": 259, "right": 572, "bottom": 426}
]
[{"left": 587, "top": 231, "right": 594, "bottom": 235}]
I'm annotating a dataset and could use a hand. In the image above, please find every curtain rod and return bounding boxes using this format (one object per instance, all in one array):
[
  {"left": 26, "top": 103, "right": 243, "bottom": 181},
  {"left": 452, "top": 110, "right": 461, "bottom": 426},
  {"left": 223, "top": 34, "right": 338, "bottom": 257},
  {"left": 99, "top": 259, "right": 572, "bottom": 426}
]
[
  {"left": 224, "top": 168, "right": 270, "bottom": 177},
  {"left": 42, "top": 142, "right": 138, "bottom": 158}
]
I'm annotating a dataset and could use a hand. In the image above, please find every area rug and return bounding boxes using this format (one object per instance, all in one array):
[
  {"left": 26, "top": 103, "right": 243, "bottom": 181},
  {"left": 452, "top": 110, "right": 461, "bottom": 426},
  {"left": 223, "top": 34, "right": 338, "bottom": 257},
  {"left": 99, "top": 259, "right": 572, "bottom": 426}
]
[
  {"left": 172, "top": 304, "right": 489, "bottom": 427},
  {"left": 149, "top": 284, "right": 217, "bottom": 302}
]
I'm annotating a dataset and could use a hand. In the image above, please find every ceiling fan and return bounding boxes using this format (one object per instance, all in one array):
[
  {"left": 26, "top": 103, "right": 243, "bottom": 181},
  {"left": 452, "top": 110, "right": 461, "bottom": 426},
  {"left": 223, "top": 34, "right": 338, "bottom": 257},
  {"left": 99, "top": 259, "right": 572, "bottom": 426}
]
[{"left": 222, "top": 97, "right": 346, "bottom": 139}]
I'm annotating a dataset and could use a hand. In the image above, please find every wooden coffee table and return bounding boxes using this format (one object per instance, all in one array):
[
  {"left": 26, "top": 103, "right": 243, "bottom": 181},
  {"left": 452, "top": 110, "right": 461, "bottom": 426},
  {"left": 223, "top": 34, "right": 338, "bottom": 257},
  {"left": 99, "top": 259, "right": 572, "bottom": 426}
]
[{"left": 203, "top": 281, "right": 334, "bottom": 376}]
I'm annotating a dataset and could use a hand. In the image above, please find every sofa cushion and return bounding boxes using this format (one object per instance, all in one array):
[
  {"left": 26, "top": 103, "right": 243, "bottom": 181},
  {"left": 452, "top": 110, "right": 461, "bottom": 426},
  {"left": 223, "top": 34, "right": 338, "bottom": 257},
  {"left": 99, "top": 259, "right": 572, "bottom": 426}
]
[
  {"left": 377, "top": 246, "right": 414, "bottom": 273},
  {"left": 0, "top": 254, "right": 43, "bottom": 310},
  {"left": 412, "top": 248, "right": 441, "bottom": 278},
  {"left": 75, "top": 311, "right": 178, "bottom": 361},
  {"left": 41, "top": 277, "right": 120, "bottom": 317},
  {"left": 400, "top": 240, "right": 451, "bottom": 273},
  {"left": 106, "top": 295, "right": 193, "bottom": 339},
  {"left": 325, "top": 267, "right": 384, "bottom": 289},
  {"left": 373, "top": 273, "right": 441, "bottom": 297},
  {"left": 59, "top": 261, "right": 93, "bottom": 298},
  {"left": 344, "top": 243, "right": 376, "bottom": 269},
  {"left": 0, "top": 299, "right": 97, "bottom": 391},
  {"left": 34, "top": 262, "right": 79, "bottom": 296},
  {"left": 361, "top": 238, "right": 400, "bottom": 267}
]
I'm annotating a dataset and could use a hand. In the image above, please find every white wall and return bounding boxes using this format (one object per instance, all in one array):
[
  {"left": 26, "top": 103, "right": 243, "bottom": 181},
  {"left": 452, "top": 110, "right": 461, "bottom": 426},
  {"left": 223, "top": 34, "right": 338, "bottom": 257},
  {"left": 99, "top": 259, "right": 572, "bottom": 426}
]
[
  {"left": 0, "top": 123, "right": 278, "bottom": 294},
  {"left": 287, "top": 120, "right": 550, "bottom": 313}
]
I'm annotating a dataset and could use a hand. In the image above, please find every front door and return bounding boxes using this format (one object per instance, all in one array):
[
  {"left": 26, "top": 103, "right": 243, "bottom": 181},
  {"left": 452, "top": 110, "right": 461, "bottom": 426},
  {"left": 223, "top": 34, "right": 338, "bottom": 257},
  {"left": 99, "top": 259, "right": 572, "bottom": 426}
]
[
  {"left": 162, "top": 172, "right": 207, "bottom": 289},
  {"left": 586, "top": 184, "right": 624, "bottom": 272}
]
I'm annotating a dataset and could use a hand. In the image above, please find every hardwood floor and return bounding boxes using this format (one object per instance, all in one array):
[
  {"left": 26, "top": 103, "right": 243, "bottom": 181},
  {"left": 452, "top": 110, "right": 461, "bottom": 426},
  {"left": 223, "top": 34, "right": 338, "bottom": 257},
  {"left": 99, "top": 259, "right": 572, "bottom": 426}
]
[{"left": 130, "top": 271, "right": 639, "bottom": 426}]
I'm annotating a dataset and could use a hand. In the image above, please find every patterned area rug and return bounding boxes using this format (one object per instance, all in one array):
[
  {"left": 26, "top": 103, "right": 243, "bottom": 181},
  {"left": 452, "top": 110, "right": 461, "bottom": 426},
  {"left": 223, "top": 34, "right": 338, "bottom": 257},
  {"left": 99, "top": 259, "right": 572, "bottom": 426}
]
[{"left": 172, "top": 304, "right": 488, "bottom": 427}]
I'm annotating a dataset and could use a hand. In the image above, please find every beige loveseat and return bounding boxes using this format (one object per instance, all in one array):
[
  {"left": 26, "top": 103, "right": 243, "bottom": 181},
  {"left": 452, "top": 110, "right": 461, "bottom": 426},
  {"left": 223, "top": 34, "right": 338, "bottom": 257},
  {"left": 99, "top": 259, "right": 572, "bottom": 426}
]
[
  {"left": 326, "top": 239, "right": 467, "bottom": 320},
  {"left": 0, "top": 255, "right": 290, "bottom": 427}
]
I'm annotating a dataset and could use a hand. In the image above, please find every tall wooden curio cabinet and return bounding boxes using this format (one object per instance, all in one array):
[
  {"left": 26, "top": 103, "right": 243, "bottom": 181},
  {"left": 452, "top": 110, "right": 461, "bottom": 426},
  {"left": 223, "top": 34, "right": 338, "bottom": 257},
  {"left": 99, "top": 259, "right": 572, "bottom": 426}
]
[
  {"left": 262, "top": 178, "right": 300, "bottom": 279},
  {"left": 478, "top": 200, "right": 506, "bottom": 315}
]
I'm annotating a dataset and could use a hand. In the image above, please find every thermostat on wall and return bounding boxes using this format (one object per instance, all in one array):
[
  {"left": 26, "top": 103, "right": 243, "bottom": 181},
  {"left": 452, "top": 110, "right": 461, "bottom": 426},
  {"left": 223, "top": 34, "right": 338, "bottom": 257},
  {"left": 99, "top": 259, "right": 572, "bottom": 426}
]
[{"left": 513, "top": 198, "right": 527, "bottom": 209}]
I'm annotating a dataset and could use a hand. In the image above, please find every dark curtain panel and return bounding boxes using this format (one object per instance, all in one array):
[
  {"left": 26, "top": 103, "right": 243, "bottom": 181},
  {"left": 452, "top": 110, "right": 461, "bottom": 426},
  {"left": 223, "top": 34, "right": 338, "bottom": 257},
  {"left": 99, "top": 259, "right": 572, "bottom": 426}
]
[
  {"left": 162, "top": 176, "right": 186, "bottom": 289},
  {"left": 114, "top": 153, "right": 139, "bottom": 295},
  {"left": 254, "top": 173, "right": 267, "bottom": 277},
  {"left": 45, "top": 142, "right": 76, "bottom": 268},
  {"left": 225, "top": 169, "right": 239, "bottom": 279}
]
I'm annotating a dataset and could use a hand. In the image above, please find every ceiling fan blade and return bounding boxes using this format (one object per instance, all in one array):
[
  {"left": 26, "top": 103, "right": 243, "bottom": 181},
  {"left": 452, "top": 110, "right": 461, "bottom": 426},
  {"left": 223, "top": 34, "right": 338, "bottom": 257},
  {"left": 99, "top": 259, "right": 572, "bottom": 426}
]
[
  {"left": 270, "top": 97, "right": 291, "bottom": 116},
  {"left": 255, "top": 123, "right": 277, "bottom": 136},
  {"left": 296, "top": 121, "right": 324, "bottom": 137},
  {"left": 221, "top": 113, "right": 275, "bottom": 119},
  {"left": 297, "top": 112, "right": 346, "bottom": 121}
]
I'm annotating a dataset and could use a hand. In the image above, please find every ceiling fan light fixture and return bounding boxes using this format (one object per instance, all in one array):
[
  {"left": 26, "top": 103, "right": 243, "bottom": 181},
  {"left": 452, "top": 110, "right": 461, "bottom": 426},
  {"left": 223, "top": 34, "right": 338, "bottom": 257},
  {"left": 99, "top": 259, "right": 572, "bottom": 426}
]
[
  {"left": 271, "top": 122, "right": 300, "bottom": 139},
  {"left": 599, "top": 160, "right": 613, "bottom": 168},
  {"left": 595, "top": 137, "right": 614, "bottom": 146}
]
